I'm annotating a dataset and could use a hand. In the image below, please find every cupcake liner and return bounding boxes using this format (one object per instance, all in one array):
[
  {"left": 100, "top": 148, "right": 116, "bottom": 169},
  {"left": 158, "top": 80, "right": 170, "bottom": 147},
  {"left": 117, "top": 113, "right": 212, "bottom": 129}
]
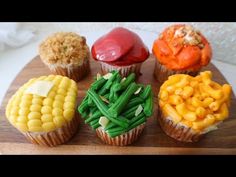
[
  {"left": 153, "top": 59, "right": 200, "bottom": 83},
  {"left": 23, "top": 114, "right": 80, "bottom": 147},
  {"left": 99, "top": 61, "right": 142, "bottom": 78},
  {"left": 47, "top": 58, "right": 90, "bottom": 82},
  {"left": 158, "top": 109, "right": 203, "bottom": 142},
  {"left": 96, "top": 123, "right": 146, "bottom": 146}
]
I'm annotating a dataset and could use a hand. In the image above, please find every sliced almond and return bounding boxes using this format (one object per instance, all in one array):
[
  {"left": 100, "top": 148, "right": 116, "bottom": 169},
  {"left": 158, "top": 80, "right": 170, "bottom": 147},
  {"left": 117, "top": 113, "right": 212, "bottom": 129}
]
[
  {"left": 103, "top": 73, "right": 113, "bottom": 80},
  {"left": 135, "top": 105, "right": 143, "bottom": 117},
  {"left": 134, "top": 87, "right": 142, "bottom": 95},
  {"left": 97, "top": 73, "right": 101, "bottom": 80},
  {"left": 100, "top": 95, "right": 109, "bottom": 104},
  {"left": 99, "top": 116, "right": 109, "bottom": 128},
  {"left": 121, "top": 77, "right": 126, "bottom": 83}
]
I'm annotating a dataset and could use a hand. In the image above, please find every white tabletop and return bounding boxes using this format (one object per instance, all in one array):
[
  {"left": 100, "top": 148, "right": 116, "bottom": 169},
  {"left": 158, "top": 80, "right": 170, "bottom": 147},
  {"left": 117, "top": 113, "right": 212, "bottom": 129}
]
[{"left": 0, "top": 30, "right": 235, "bottom": 106}]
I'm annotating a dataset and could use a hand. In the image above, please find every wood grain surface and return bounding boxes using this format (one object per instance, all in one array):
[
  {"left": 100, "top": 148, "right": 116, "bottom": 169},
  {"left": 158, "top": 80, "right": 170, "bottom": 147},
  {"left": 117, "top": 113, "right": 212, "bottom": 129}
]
[{"left": 0, "top": 55, "right": 235, "bottom": 154}]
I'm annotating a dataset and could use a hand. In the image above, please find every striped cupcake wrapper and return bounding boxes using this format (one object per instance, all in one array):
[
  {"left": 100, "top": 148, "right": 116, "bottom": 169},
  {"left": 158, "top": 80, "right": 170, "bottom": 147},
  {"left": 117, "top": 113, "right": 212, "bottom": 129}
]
[
  {"left": 23, "top": 114, "right": 80, "bottom": 147},
  {"left": 99, "top": 62, "right": 142, "bottom": 78},
  {"left": 153, "top": 59, "right": 200, "bottom": 84},
  {"left": 49, "top": 58, "right": 90, "bottom": 82},
  {"left": 158, "top": 109, "right": 203, "bottom": 142},
  {"left": 96, "top": 123, "right": 146, "bottom": 146}
]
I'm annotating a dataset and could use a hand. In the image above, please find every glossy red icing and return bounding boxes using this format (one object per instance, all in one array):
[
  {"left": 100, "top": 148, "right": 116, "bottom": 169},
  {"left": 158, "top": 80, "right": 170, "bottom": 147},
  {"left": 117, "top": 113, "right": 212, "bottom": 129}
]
[{"left": 91, "top": 27, "right": 149, "bottom": 66}]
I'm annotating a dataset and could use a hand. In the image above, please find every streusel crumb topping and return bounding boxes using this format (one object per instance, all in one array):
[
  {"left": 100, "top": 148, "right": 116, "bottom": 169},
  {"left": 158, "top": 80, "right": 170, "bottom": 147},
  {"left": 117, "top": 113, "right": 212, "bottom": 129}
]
[{"left": 39, "top": 32, "right": 89, "bottom": 65}]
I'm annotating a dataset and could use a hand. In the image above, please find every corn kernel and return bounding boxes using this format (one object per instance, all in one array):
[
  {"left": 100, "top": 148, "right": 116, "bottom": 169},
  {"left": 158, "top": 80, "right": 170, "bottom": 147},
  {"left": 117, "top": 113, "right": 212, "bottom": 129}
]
[
  {"left": 30, "top": 104, "right": 42, "bottom": 112},
  {"left": 19, "top": 100, "right": 31, "bottom": 107},
  {"left": 32, "top": 98, "right": 43, "bottom": 105},
  {"left": 41, "top": 114, "right": 53, "bottom": 122},
  {"left": 43, "top": 98, "right": 53, "bottom": 106},
  {"left": 10, "top": 106, "right": 19, "bottom": 116},
  {"left": 41, "top": 106, "right": 52, "bottom": 114},
  {"left": 52, "top": 108, "right": 63, "bottom": 116},
  {"left": 53, "top": 116, "right": 66, "bottom": 128},
  {"left": 64, "top": 102, "right": 75, "bottom": 109},
  {"left": 17, "top": 115, "right": 28, "bottom": 123},
  {"left": 42, "top": 122, "right": 56, "bottom": 132},
  {"left": 19, "top": 108, "right": 30, "bottom": 116},
  {"left": 53, "top": 100, "right": 63, "bottom": 108},
  {"left": 57, "top": 88, "right": 67, "bottom": 96},
  {"left": 27, "top": 119, "right": 42, "bottom": 127},
  {"left": 63, "top": 109, "right": 75, "bottom": 121},
  {"left": 65, "top": 95, "right": 76, "bottom": 103},
  {"left": 55, "top": 95, "right": 64, "bottom": 102},
  {"left": 48, "top": 91, "right": 56, "bottom": 98},
  {"left": 28, "top": 112, "right": 41, "bottom": 120}
]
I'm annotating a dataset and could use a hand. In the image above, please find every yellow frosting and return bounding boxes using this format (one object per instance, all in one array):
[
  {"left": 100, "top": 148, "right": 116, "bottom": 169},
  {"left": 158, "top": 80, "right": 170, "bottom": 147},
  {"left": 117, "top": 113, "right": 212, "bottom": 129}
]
[
  {"left": 5, "top": 75, "right": 78, "bottom": 132},
  {"left": 159, "top": 71, "right": 231, "bottom": 131}
]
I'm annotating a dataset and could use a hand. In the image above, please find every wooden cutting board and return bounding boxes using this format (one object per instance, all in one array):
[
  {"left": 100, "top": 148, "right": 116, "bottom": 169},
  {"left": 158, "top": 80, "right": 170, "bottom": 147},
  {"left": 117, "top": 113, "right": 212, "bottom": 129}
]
[{"left": 0, "top": 55, "right": 236, "bottom": 155}]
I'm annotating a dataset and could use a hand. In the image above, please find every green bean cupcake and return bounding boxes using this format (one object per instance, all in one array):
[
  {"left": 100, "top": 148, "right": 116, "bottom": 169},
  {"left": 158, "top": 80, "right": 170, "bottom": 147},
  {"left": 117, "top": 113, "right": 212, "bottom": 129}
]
[{"left": 78, "top": 71, "right": 153, "bottom": 146}]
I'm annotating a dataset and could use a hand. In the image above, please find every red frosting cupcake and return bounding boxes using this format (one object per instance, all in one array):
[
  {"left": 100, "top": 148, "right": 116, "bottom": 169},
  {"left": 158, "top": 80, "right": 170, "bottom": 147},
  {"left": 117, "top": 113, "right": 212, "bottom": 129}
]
[{"left": 91, "top": 27, "right": 149, "bottom": 78}]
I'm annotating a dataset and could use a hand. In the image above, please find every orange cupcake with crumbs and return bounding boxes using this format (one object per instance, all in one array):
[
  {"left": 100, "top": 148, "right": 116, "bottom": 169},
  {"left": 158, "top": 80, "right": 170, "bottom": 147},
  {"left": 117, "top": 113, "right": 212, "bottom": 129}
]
[
  {"left": 158, "top": 71, "right": 231, "bottom": 142},
  {"left": 152, "top": 24, "right": 212, "bottom": 83}
]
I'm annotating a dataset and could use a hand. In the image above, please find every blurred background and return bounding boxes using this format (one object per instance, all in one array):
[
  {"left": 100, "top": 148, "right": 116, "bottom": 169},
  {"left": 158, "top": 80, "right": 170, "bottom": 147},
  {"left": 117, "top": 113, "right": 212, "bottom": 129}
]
[{"left": 0, "top": 22, "right": 236, "bottom": 65}]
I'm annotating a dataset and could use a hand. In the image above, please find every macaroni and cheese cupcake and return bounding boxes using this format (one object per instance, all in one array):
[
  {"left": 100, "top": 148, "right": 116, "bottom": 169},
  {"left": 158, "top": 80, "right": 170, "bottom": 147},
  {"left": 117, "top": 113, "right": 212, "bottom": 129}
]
[
  {"left": 39, "top": 32, "right": 90, "bottom": 82},
  {"left": 152, "top": 24, "right": 212, "bottom": 83},
  {"left": 78, "top": 71, "right": 153, "bottom": 146},
  {"left": 5, "top": 75, "right": 79, "bottom": 146},
  {"left": 158, "top": 71, "right": 231, "bottom": 142},
  {"left": 91, "top": 27, "right": 150, "bottom": 78}
]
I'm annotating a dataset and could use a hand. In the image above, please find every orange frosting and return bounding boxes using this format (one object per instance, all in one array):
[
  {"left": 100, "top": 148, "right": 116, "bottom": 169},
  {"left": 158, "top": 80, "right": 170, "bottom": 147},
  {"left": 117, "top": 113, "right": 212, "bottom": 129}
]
[{"left": 152, "top": 24, "right": 212, "bottom": 70}]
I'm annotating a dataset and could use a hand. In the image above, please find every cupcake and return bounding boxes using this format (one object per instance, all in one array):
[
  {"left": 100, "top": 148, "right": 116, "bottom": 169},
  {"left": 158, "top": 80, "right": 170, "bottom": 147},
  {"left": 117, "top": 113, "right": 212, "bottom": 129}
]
[
  {"left": 78, "top": 71, "right": 153, "bottom": 146},
  {"left": 39, "top": 32, "right": 90, "bottom": 82},
  {"left": 5, "top": 75, "right": 79, "bottom": 146},
  {"left": 152, "top": 24, "right": 212, "bottom": 83},
  {"left": 91, "top": 27, "right": 149, "bottom": 78},
  {"left": 158, "top": 71, "right": 231, "bottom": 142}
]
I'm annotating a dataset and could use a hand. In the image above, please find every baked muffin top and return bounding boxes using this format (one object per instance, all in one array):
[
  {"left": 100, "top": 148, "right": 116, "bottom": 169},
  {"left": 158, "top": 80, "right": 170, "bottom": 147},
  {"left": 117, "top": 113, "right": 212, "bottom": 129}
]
[{"left": 39, "top": 32, "right": 89, "bottom": 66}]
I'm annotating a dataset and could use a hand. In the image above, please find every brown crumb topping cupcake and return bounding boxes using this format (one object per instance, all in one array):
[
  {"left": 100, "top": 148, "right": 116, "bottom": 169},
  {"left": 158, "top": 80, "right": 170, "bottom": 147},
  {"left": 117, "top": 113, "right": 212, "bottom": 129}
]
[{"left": 39, "top": 32, "right": 90, "bottom": 82}]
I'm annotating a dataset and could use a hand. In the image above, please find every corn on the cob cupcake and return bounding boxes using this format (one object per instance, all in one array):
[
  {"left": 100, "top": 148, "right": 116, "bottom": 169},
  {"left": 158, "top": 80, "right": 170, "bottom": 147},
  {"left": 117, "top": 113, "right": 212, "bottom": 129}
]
[
  {"left": 39, "top": 32, "right": 90, "bottom": 82},
  {"left": 5, "top": 75, "right": 79, "bottom": 146},
  {"left": 78, "top": 71, "right": 153, "bottom": 146},
  {"left": 158, "top": 71, "right": 231, "bottom": 142}
]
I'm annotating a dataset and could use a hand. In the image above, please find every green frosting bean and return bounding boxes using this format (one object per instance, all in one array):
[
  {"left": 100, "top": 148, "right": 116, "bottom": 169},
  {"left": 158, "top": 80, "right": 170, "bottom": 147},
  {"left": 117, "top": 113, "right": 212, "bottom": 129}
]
[
  {"left": 91, "top": 122, "right": 100, "bottom": 130},
  {"left": 120, "top": 73, "right": 135, "bottom": 90},
  {"left": 140, "top": 85, "right": 152, "bottom": 100},
  {"left": 78, "top": 99, "right": 89, "bottom": 114},
  {"left": 144, "top": 92, "right": 153, "bottom": 117},
  {"left": 126, "top": 97, "right": 144, "bottom": 109},
  {"left": 91, "top": 77, "right": 107, "bottom": 90},
  {"left": 109, "top": 83, "right": 139, "bottom": 117},
  {"left": 88, "top": 89, "right": 129, "bottom": 128},
  {"left": 85, "top": 110, "right": 102, "bottom": 123}
]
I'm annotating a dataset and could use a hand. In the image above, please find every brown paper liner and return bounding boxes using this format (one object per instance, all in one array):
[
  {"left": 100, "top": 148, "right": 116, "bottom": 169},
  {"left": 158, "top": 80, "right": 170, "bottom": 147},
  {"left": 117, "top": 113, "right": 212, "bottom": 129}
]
[
  {"left": 153, "top": 59, "right": 200, "bottom": 83},
  {"left": 49, "top": 59, "right": 90, "bottom": 82},
  {"left": 158, "top": 109, "right": 203, "bottom": 142},
  {"left": 99, "top": 61, "right": 142, "bottom": 78},
  {"left": 96, "top": 123, "right": 146, "bottom": 146},
  {"left": 23, "top": 114, "right": 80, "bottom": 147}
]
